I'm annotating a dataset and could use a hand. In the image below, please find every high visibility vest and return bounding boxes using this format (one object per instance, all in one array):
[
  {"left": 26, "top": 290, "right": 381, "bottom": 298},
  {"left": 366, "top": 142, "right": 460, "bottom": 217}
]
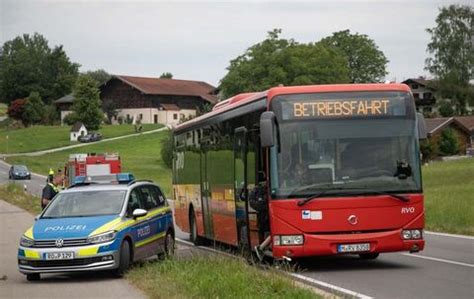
[
  {"left": 48, "top": 183, "right": 59, "bottom": 193},
  {"left": 48, "top": 168, "right": 54, "bottom": 176}
]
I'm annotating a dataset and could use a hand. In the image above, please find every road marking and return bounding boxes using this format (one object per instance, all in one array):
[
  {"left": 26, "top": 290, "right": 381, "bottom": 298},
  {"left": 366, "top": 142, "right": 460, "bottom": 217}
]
[
  {"left": 177, "top": 238, "right": 372, "bottom": 299},
  {"left": 400, "top": 253, "right": 474, "bottom": 268},
  {"left": 425, "top": 231, "right": 474, "bottom": 240},
  {"left": 290, "top": 273, "right": 373, "bottom": 299}
]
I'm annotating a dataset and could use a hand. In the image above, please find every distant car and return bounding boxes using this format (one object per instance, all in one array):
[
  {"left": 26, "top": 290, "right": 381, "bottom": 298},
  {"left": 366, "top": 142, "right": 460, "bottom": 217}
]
[
  {"left": 9, "top": 165, "right": 31, "bottom": 180},
  {"left": 79, "top": 132, "right": 102, "bottom": 143},
  {"left": 18, "top": 176, "right": 174, "bottom": 281}
]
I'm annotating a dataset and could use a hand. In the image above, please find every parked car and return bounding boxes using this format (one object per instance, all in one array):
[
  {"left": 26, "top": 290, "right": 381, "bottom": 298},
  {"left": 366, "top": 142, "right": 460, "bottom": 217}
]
[
  {"left": 79, "top": 132, "right": 102, "bottom": 143},
  {"left": 9, "top": 165, "right": 31, "bottom": 180},
  {"left": 18, "top": 176, "right": 174, "bottom": 281}
]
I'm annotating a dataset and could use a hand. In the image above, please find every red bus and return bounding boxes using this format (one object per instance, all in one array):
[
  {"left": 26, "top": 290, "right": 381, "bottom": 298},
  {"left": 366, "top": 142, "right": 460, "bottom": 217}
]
[{"left": 172, "top": 84, "right": 426, "bottom": 260}]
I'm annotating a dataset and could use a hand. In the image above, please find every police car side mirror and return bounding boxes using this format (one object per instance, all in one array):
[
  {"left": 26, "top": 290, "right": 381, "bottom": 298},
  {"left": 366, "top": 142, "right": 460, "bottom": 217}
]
[
  {"left": 132, "top": 208, "right": 147, "bottom": 219},
  {"left": 34, "top": 214, "right": 40, "bottom": 221}
]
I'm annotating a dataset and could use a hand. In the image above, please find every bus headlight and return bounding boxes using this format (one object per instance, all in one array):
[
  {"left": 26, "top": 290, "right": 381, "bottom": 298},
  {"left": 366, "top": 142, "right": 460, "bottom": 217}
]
[
  {"left": 402, "top": 229, "right": 423, "bottom": 240},
  {"left": 273, "top": 235, "right": 304, "bottom": 246},
  {"left": 87, "top": 231, "right": 116, "bottom": 244},
  {"left": 20, "top": 235, "right": 34, "bottom": 247}
]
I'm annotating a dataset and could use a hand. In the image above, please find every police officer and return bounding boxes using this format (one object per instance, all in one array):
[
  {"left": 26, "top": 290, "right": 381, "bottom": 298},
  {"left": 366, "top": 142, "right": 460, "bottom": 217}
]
[
  {"left": 41, "top": 174, "right": 63, "bottom": 210},
  {"left": 47, "top": 168, "right": 54, "bottom": 183}
]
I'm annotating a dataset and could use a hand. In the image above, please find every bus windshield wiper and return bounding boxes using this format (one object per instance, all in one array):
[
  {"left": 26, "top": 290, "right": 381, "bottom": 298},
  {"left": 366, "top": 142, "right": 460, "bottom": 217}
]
[
  {"left": 296, "top": 188, "right": 409, "bottom": 206},
  {"left": 344, "top": 188, "right": 410, "bottom": 202},
  {"left": 297, "top": 190, "right": 328, "bottom": 206}
]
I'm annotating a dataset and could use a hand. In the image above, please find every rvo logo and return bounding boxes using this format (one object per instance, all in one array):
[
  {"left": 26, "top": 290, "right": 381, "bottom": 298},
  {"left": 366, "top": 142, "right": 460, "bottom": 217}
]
[{"left": 401, "top": 207, "right": 415, "bottom": 214}]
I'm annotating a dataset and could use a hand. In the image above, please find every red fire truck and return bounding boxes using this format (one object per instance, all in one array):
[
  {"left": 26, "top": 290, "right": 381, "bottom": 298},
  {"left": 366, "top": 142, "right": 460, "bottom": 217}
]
[
  {"left": 65, "top": 153, "right": 122, "bottom": 187},
  {"left": 172, "top": 84, "right": 427, "bottom": 261}
]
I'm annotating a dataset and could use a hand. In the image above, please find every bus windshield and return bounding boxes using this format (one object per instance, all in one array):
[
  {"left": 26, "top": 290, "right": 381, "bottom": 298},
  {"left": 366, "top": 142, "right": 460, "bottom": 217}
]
[{"left": 269, "top": 91, "right": 422, "bottom": 199}]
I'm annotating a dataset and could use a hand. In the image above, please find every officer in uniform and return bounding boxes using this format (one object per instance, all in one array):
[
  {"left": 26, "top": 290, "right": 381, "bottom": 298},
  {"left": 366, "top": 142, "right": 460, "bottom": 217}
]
[{"left": 41, "top": 174, "right": 63, "bottom": 210}]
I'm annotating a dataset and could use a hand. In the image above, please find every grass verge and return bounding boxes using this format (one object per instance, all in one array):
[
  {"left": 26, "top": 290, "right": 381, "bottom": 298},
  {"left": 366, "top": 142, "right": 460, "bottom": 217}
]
[
  {"left": 0, "top": 124, "right": 163, "bottom": 154},
  {"left": 6, "top": 130, "right": 172, "bottom": 196},
  {"left": 0, "top": 184, "right": 317, "bottom": 298},
  {"left": 127, "top": 256, "right": 317, "bottom": 299},
  {"left": 0, "top": 183, "right": 41, "bottom": 215},
  {"left": 423, "top": 158, "right": 474, "bottom": 235}
]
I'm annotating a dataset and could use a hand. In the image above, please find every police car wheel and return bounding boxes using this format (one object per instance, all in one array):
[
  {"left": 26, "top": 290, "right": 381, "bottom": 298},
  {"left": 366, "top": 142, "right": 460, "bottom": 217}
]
[
  {"left": 26, "top": 273, "right": 40, "bottom": 281},
  {"left": 114, "top": 241, "right": 131, "bottom": 277},
  {"left": 359, "top": 253, "right": 379, "bottom": 260}
]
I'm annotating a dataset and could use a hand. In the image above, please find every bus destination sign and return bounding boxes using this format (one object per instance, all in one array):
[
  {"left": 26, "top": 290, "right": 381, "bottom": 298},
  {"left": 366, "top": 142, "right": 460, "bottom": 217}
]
[{"left": 281, "top": 98, "right": 406, "bottom": 120}]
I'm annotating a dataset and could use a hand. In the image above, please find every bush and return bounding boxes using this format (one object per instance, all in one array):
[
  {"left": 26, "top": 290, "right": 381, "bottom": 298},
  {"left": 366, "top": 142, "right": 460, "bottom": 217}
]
[
  {"left": 22, "top": 92, "right": 45, "bottom": 126},
  {"left": 160, "top": 130, "right": 173, "bottom": 169},
  {"left": 420, "top": 139, "right": 437, "bottom": 162},
  {"left": 438, "top": 100, "right": 455, "bottom": 117},
  {"left": 7, "top": 99, "right": 27, "bottom": 121},
  {"left": 438, "top": 128, "right": 459, "bottom": 156},
  {"left": 62, "top": 113, "right": 78, "bottom": 126}
]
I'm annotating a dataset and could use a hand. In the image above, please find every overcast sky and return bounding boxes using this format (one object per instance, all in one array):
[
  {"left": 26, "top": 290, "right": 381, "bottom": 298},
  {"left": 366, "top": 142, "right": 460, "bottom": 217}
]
[{"left": 1, "top": 0, "right": 471, "bottom": 86}]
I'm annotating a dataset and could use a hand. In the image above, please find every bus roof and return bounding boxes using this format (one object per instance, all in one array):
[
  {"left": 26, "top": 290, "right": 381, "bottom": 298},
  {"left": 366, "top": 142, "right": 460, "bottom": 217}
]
[{"left": 174, "top": 83, "right": 411, "bottom": 133}]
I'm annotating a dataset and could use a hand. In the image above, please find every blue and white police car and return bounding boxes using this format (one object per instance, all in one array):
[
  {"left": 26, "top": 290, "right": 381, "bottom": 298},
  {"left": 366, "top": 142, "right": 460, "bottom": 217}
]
[{"left": 18, "top": 175, "right": 175, "bottom": 281}]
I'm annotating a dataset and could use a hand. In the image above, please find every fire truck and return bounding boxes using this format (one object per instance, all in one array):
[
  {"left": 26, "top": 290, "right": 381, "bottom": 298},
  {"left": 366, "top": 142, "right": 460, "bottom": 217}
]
[{"left": 64, "top": 153, "right": 122, "bottom": 187}]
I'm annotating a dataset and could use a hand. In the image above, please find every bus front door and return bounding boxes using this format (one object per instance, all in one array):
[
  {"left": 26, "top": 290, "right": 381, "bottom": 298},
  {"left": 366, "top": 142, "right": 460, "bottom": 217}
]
[
  {"left": 234, "top": 127, "right": 251, "bottom": 251},
  {"left": 200, "top": 143, "right": 214, "bottom": 240}
]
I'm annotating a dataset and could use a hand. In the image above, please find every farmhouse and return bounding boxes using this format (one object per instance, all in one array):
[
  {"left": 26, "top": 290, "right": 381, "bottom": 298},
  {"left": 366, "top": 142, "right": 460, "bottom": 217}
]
[
  {"left": 424, "top": 117, "right": 473, "bottom": 156},
  {"left": 402, "top": 78, "right": 437, "bottom": 114},
  {"left": 56, "top": 75, "right": 218, "bottom": 126}
]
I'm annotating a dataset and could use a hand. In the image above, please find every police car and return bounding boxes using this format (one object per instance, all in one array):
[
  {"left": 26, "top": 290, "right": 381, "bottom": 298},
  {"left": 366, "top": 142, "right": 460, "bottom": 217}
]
[{"left": 18, "top": 175, "right": 175, "bottom": 281}]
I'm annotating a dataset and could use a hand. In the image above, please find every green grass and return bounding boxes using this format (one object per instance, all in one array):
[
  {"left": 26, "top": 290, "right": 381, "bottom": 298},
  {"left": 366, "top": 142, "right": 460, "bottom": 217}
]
[
  {"left": 422, "top": 158, "right": 474, "bottom": 235},
  {"left": 0, "top": 124, "right": 163, "bottom": 154},
  {"left": 0, "top": 183, "right": 41, "bottom": 215},
  {"left": 127, "top": 256, "right": 317, "bottom": 299},
  {"left": 7, "top": 131, "right": 172, "bottom": 196},
  {"left": 0, "top": 103, "right": 7, "bottom": 117}
]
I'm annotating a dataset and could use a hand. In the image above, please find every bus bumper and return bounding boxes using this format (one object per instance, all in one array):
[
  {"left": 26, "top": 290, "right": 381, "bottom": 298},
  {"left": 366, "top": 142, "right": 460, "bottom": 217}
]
[{"left": 271, "top": 229, "right": 425, "bottom": 259}]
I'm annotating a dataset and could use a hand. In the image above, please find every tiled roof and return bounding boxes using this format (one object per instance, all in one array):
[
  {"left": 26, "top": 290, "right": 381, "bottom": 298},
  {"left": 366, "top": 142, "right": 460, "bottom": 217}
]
[
  {"left": 56, "top": 94, "right": 74, "bottom": 104},
  {"left": 424, "top": 117, "right": 452, "bottom": 134},
  {"left": 455, "top": 116, "right": 474, "bottom": 132},
  {"left": 71, "top": 122, "right": 85, "bottom": 132},
  {"left": 160, "top": 103, "right": 180, "bottom": 111},
  {"left": 424, "top": 117, "right": 473, "bottom": 135},
  {"left": 113, "top": 75, "right": 218, "bottom": 103}
]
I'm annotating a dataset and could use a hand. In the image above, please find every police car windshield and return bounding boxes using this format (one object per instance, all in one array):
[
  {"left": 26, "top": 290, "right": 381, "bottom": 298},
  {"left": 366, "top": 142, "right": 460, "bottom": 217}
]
[{"left": 42, "top": 190, "right": 126, "bottom": 218}]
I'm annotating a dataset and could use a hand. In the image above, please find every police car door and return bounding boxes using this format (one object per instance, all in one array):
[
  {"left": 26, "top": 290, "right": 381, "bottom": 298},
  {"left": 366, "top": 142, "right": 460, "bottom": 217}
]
[
  {"left": 126, "top": 187, "right": 153, "bottom": 261},
  {"left": 137, "top": 185, "right": 167, "bottom": 258}
]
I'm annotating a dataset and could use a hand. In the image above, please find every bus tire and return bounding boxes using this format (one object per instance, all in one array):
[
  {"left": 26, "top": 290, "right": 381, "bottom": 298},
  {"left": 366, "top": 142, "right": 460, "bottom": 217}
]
[
  {"left": 190, "top": 210, "right": 205, "bottom": 246},
  {"left": 359, "top": 253, "right": 379, "bottom": 260},
  {"left": 113, "top": 240, "right": 131, "bottom": 277}
]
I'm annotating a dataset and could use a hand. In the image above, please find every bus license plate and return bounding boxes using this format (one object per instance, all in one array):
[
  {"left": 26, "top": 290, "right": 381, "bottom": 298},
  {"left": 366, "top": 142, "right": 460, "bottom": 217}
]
[
  {"left": 45, "top": 252, "right": 74, "bottom": 260},
  {"left": 337, "top": 243, "right": 370, "bottom": 253}
]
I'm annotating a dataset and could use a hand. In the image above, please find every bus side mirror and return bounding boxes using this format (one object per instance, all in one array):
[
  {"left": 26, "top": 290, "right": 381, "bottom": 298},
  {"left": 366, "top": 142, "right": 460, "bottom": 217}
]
[
  {"left": 260, "top": 112, "right": 276, "bottom": 148},
  {"left": 416, "top": 113, "right": 427, "bottom": 140}
]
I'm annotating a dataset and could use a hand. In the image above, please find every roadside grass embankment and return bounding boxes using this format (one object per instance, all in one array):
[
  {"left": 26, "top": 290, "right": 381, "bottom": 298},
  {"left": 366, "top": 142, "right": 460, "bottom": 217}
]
[
  {"left": 127, "top": 255, "right": 317, "bottom": 299},
  {"left": 423, "top": 158, "right": 474, "bottom": 235},
  {"left": 0, "top": 124, "right": 163, "bottom": 154},
  {"left": 6, "top": 131, "right": 172, "bottom": 196},
  {"left": 0, "top": 183, "right": 318, "bottom": 299}
]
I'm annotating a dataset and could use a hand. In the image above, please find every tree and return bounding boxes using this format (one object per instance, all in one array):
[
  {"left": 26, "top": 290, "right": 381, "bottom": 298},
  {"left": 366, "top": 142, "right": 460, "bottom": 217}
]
[
  {"left": 219, "top": 29, "right": 350, "bottom": 98},
  {"left": 103, "top": 100, "right": 119, "bottom": 124},
  {"left": 22, "top": 92, "right": 45, "bottom": 126},
  {"left": 425, "top": 5, "right": 474, "bottom": 115},
  {"left": 70, "top": 75, "right": 103, "bottom": 130},
  {"left": 7, "top": 99, "right": 27, "bottom": 121},
  {"left": 437, "top": 99, "right": 455, "bottom": 117},
  {"left": 160, "top": 72, "right": 173, "bottom": 79},
  {"left": 0, "top": 33, "right": 79, "bottom": 104},
  {"left": 85, "top": 69, "right": 111, "bottom": 86},
  {"left": 160, "top": 130, "right": 174, "bottom": 169},
  {"left": 438, "top": 128, "right": 459, "bottom": 156},
  {"left": 318, "top": 30, "right": 389, "bottom": 83}
]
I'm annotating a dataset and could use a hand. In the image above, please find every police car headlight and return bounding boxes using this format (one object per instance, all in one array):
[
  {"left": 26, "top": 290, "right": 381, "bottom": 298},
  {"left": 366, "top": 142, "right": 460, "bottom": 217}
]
[
  {"left": 20, "top": 235, "right": 34, "bottom": 247},
  {"left": 87, "top": 231, "right": 117, "bottom": 244}
]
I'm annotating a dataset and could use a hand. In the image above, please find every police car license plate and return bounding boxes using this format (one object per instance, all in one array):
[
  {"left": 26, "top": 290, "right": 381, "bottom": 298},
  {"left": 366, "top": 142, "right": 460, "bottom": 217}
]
[
  {"left": 337, "top": 243, "right": 370, "bottom": 253},
  {"left": 45, "top": 252, "right": 74, "bottom": 260}
]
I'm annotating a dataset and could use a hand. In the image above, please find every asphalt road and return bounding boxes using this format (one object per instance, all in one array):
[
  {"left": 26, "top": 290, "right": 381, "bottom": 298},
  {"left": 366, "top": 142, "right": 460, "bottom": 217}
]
[
  {"left": 1, "top": 160, "right": 473, "bottom": 299},
  {"left": 0, "top": 160, "right": 45, "bottom": 197}
]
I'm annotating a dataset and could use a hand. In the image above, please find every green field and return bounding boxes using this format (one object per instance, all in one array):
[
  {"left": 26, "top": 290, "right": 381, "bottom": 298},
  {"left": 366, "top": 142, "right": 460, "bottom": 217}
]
[
  {"left": 0, "top": 103, "right": 7, "bottom": 117},
  {"left": 422, "top": 158, "right": 474, "bottom": 235},
  {"left": 7, "top": 131, "right": 172, "bottom": 196},
  {"left": 0, "top": 124, "right": 163, "bottom": 154},
  {"left": 127, "top": 256, "right": 316, "bottom": 299}
]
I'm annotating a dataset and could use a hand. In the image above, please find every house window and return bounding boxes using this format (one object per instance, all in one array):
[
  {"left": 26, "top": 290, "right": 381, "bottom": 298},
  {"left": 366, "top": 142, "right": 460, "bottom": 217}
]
[
  {"left": 173, "top": 113, "right": 178, "bottom": 120},
  {"left": 114, "top": 115, "right": 117, "bottom": 121},
  {"left": 412, "top": 84, "right": 418, "bottom": 89},
  {"left": 139, "top": 113, "right": 143, "bottom": 120},
  {"left": 126, "top": 114, "right": 131, "bottom": 121},
  {"left": 180, "top": 113, "right": 185, "bottom": 120}
]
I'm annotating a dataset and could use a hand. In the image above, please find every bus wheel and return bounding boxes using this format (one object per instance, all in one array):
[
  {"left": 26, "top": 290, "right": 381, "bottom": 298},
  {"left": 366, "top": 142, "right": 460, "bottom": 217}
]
[
  {"left": 190, "top": 210, "right": 205, "bottom": 246},
  {"left": 359, "top": 253, "right": 379, "bottom": 260}
]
